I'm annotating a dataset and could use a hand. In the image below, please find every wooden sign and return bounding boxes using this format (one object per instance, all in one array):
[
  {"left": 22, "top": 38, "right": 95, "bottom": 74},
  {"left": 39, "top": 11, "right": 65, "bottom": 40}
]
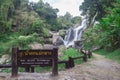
[
  {"left": 11, "top": 47, "right": 58, "bottom": 77},
  {"left": 17, "top": 50, "right": 54, "bottom": 67}
]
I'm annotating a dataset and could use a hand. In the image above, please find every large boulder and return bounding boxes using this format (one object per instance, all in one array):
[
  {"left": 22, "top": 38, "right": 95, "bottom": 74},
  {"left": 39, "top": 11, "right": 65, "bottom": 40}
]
[
  {"left": 0, "top": 54, "right": 10, "bottom": 64},
  {"left": 30, "top": 43, "right": 55, "bottom": 49},
  {"left": 55, "top": 36, "right": 64, "bottom": 46},
  {"left": 52, "top": 32, "right": 59, "bottom": 45}
]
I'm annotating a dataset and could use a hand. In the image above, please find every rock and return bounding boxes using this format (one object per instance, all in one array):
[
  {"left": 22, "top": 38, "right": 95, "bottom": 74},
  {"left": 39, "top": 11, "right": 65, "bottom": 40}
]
[
  {"left": 42, "top": 44, "right": 55, "bottom": 49},
  {"left": 0, "top": 54, "right": 10, "bottom": 64},
  {"left": 52, "top": 31, "right": 65, "bottom": 46},
  {"left": 30, "top": 43, "right": 43, "bottom": 49},
  {"left": 74, "top": 40, "right": 82, "bottom": 48},
  {"left": 52, "top": 32, "right": 59, "bottom": 44},
  {"left": 64, "top": 28, "right": 75, "bottom": 42},
  {"left": 30, "top": 43, "right": 55, "bottom": 49},
  {"left": 55, "top": 36, "right": 64, "bottom": 46}
]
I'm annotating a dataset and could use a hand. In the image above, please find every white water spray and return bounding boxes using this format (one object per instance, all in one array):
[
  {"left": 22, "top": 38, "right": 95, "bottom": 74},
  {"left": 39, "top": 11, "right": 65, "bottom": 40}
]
[{"left": 64, "top": 19, "right": 87, "bottom": 48}]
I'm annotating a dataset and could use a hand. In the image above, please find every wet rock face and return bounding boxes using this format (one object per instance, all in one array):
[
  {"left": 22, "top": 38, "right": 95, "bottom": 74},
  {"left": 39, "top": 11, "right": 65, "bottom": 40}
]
[
  {"left": 51, "top": 31, "right": 64, "bottom": 46},
  {"left": 63, "top": 19, "right": 87, "bottom": 48},
  {"left": 55, "top": 37, "right": 64, "bottom": 46},
  {"left": 64, "top": 28, "right": 75, "bottom": 42}
]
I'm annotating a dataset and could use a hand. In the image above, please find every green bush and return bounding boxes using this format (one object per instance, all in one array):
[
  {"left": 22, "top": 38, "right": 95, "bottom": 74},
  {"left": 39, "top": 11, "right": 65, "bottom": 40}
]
[
  {"left": 0, "top": 32, "right": 43, "bottom": 55},
  {"left": 61, "top": 48, "right": 84, "bottom": 60},
  {"left": 43, "top": 28, "right": 51, "bottom": 37}
]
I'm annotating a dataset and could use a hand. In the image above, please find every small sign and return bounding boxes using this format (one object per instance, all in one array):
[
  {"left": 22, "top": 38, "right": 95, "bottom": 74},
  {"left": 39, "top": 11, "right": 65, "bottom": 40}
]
[{"left": 17, "top": 50, "right": 54, "bottom": 67}]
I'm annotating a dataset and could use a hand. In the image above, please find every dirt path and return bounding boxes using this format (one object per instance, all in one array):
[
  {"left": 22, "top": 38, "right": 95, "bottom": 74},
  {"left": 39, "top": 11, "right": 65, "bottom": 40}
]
[{"left": 0, "top": 53, "right": 120, "bottom": 80}]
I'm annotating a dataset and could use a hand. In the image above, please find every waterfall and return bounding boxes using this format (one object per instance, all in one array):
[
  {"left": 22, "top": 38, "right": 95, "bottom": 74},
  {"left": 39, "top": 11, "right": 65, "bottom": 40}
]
[
  {"left": 55, "top": 14, "right": 97, "bottom": 47},
  {"left": 64, "top": 19, "right": 87, "bottom": 48}
]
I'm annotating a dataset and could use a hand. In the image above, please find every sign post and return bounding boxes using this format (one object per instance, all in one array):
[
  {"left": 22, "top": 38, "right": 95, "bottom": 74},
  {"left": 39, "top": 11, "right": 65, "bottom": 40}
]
[
  {"left": 11, "top": 47, "right": 58, "bottom": 77},
  {"left": 12, "top": 47, "right": 18, "bottom": 77},
  {"left": 52, "top": 48, "right": 58, "bottom": 76}
]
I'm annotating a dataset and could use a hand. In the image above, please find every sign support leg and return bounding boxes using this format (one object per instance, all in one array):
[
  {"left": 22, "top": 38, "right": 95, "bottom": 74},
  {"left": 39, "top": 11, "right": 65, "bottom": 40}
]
[
  {"left": 11, "top": 47, "right": 18, "bottom": 77},
  {"left": 52, "top": 48, "right": 58, "bottom": 76}
]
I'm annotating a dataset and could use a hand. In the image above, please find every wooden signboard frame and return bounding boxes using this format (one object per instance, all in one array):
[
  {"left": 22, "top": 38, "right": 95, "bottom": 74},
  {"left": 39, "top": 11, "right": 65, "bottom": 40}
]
[{"left": 11, "top": 47, "right": 58, "bottom": 77}]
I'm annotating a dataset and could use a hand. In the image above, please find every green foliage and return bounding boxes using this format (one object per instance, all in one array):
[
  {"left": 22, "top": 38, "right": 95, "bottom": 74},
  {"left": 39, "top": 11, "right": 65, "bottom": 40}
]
[
  {"left": 13, "top": 0, "right": 21, "bottom": 9},
  {"left": 80, "top": 0, "right": 115, "bottom": 22},
  {"left": 0, "top": 44, "right": 10, "bottom": 56},
  {"left": 82, "top": 26, "right": 100, "bottom": 50},
  {"left": 0, "top": 0, "right": 15, "bottom": 34},
  {"left": 97, "top": 1, "right": 120, "bottom": 50},
  {"left": 0, "top": 32, "right": 42, "bottom": 55},
  {"left": 58, "top": 48, "right": 84, "bottom": 70},
  {"left": 15, "top": 33, "right": 39, "bottom": 48},
  {"left": 31, "top": 0, "right": 58, "bottom": 30},
  {"left": 0, "top": 0, "right": 81, "bottom": 56},
  {"left": 42, "top": 28, "right": 51, "bottom": 37},
  {"left": 0, "top": 0, "right": 55, "bottom": 55},
  {"left": 57, "top": 12, "right": 82, "bottom": 29},
  {"left": 31, "top": 20, "right": 44, "bottom": 34},
  {"left": 82, "top": 0, "right": 120, "bottom": 51},
  {"left": 94, "top": 49, "right": 109, "bottom": 55},
  {"left": 58, "top": 48, "right": 84, "bottom": 69},
  {"left": 59, "top": 30, "right": 66, "bottom": 38},
  {"left": 61, "top": 48, "right": 84, "bottom": 60},
  {"left": 95, "top": 48, "right": 120, "bottom": 63},
  {"left": 106, "top": 49, "right": 120, "bottom": 63},
  {"left": 71, "top": 16, "right": 82, "bottom": 24}
]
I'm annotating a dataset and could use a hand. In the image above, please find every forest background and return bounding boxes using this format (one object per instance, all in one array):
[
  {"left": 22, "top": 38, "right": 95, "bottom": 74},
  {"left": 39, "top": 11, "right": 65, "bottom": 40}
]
[{"left": 0, "top": 0, "right": 120, "bottom": 61}]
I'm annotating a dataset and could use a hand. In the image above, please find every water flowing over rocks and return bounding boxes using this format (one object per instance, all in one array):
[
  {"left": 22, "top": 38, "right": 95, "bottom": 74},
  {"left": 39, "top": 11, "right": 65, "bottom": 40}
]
[
  {"left": 51, "top": 19, "right": 88, "bottom": 48},
  {"left": 64, "top": 19, "right": 87, "bottom": 48},
  {"left": 64, "top": 28, "right": 75, "bottom": 43}
]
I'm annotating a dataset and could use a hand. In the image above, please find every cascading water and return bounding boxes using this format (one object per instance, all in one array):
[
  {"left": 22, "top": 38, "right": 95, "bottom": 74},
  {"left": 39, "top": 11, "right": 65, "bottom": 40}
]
[
  {"left": 64, "top": 19, "right": 87, "bottom": 48},
  {"left": 55, "top": 14, "right": 98, "bottom": 47}
]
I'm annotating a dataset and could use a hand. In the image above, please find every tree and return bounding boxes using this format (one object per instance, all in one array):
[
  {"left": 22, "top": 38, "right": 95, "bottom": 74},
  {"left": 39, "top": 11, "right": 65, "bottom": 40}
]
[
  {"left": 80, "top": 0, "right": 115, "bottom": 23},
  {"left": 98, "top": 0, "right": 120, "bottom": 50},
  {"left": 82, "top": 0, "right": 120, "bottom": 51},
  {"left": 31, "top": 0, "right": 59, "bottom": 30},
  {"left": 71, "top": 16, "right": 81, "bottom": 24},
  {"left": 0, "top": 0, "right": 15, "bottom": 34}
]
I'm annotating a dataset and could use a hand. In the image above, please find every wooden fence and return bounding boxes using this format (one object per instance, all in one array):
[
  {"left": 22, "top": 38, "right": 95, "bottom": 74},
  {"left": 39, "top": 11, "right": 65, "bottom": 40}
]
[
  {"left": 0, "top": 49, "right": 92, "bottom": 75},
  {"left": 0, "top": 64, "right": 11, "bottom": 68},
  {"left": 58, "top": 49, "right": 92, "bottom": 69}
]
